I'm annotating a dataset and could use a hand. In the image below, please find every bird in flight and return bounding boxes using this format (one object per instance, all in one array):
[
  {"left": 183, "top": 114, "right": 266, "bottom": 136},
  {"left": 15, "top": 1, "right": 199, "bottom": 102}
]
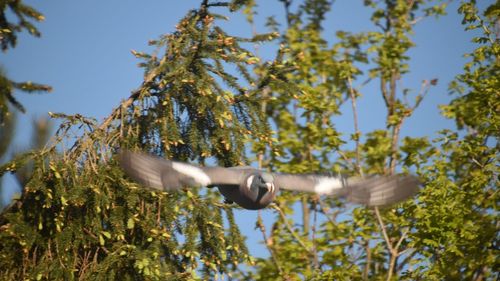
[{"left": 118, "top": 150, "right": 420, "bottom": 210}]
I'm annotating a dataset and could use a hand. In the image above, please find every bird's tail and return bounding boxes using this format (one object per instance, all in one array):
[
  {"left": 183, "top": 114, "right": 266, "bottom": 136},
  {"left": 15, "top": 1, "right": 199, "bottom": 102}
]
[{"left": 345, "top": 174, "right": 420, "bottom": 206}]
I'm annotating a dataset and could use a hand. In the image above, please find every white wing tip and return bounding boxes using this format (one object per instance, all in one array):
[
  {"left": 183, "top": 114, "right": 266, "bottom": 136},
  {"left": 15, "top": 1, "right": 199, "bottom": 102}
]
[
  {"left": 171, "top": 162, "right": 212, "bottom": 186},
  {"left": 314, "top": 177, "right": 343, "bottom": 195}
]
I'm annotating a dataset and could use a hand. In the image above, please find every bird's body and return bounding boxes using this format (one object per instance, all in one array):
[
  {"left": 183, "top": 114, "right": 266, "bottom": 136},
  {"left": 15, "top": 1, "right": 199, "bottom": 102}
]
[{"left": 118, "top": 150, "right": 420, "bottom": 210}]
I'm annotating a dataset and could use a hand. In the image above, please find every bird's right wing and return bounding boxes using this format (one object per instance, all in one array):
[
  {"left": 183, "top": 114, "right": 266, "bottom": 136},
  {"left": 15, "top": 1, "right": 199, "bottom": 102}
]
[{"left": 118, "top": 150, "right": 247, "bottom": 191}]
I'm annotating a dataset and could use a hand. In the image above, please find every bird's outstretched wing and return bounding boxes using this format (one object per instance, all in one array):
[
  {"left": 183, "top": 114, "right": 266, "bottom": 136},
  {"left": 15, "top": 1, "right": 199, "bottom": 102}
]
[
  {"left": 119, "top": 151, "right": 420, "bottom": 206},
  {"left": 274, "top": 173, "right": 419, "bottom": 206},
  {"left": 118, "top": 150, "right": 244, "bottom": 191}
]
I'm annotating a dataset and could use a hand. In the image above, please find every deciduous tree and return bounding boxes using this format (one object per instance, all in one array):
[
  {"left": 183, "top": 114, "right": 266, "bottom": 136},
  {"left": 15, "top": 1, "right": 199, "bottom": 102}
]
[{"left": 0, "top": 0, "right": 497, "bottom": 280}]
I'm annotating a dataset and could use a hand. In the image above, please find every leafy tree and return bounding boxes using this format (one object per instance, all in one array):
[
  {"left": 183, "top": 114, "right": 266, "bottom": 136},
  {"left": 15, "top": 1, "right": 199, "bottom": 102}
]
[
  {"left": 0, "top": 0, "right": 497, "bottom": 280},
  {"left": 245, "top": 0, "right": 498, "bottom": 280},
  {"left": 409, "top": 1, "right": 499, "bottom": 279}
]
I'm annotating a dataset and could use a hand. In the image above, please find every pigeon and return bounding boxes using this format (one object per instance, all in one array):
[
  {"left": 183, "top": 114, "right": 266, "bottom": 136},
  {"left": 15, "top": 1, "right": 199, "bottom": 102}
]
[{"left": 118, "top": 150, "right": 420, "bottom": 210}]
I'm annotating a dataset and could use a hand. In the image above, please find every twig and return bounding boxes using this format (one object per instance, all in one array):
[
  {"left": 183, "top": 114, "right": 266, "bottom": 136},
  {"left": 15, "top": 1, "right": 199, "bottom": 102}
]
[
  {"left": 374, "top": 207, "right": 411, "bottom": 281},
  {"left": 256, "top": 211, "right": 283, "bottom": 275},
  {"left": 381, "top": 76, "right": 391, "bottom": 109},
  {"left": 206, "top": 1, "right": 229, "bottom": 7},
  {"left": 337, "top": 150, "right": 358, "bottom": 172},
  {"left": 280, "top": 0, "right": 293, "bottom": 27},
  {"left": 317, "top": 198, "right": 340, "bottom": 226},
  {"left": 347, "top": 76, "right": 363, "bottom": 176},
  {"left": 157, "top": 197, "right": 162, "bottom": 224},
  {"left": 311, "top": 200, "right": 320, "bottom": 271},
  {"left": 374, "top": 207, "right": 394, "bottom": 281},
  {"left": 363, "top": 240, "right": 371, "bottom": 280},
  {"left": 388, "top": 122, "right": 403, "bottom": 174},
  {"left": 272, "top": 204, "right": 312, "bottom": 253},
  {"left": 396, "top": 249, "right": 417, "bottom": 273},
  {"left": 374, "top": 207, "right": 393, "bottom": 252},
  {"left": 301, "top": 196, "right": 310, "bottom": 236},
  {"left": 394, "top": 228, "right": 409, "bottom": 251}
]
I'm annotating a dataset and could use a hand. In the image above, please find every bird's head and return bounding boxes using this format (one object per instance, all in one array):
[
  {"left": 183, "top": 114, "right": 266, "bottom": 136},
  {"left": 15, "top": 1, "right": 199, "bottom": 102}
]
[{"left": 239, "top": 172, "right": 277, "bottom": 209}]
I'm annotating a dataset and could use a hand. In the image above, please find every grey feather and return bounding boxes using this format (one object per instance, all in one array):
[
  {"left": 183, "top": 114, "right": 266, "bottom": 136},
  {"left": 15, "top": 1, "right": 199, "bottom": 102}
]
[
  {"left": 275, "top": 173, "right": 419, "bottom": 206},
  {"left": 344, "top": 175, "right": 420, "bottom": 206}
]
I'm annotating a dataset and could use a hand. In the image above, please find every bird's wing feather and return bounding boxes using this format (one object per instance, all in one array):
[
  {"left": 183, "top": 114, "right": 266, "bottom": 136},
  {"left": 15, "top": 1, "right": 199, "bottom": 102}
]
[
  {"left": 274, "top": 173, "right": 345, "bottom": 195},
  {"left": 118, "top": 150, "right": 169, "bottom": 190},
  {"left": 119, "top": 151, "right": 246, "bottom": 190},
  {"left": 202, "top": 166, "right": 247, "bottom": 186},
  {"left": 119, "top": 151, "right": 419, "bottom": 206},
  {"left": 275, "top": 173, "right": 419, "bottom": 206},
  {"left": 345, "top": 175, "right": 420, "bottom": 206}
]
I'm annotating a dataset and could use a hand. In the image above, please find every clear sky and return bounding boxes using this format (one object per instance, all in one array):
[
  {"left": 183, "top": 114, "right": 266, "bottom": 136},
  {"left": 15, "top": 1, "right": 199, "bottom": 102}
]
[{"left": 1, "top": 0, "right": 492, "bottom": 258}]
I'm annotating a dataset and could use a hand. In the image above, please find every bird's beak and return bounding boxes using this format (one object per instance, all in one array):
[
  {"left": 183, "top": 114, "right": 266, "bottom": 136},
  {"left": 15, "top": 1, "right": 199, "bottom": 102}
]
[{"left": 266, "top": 183, "right": 274, "bottom": 193}]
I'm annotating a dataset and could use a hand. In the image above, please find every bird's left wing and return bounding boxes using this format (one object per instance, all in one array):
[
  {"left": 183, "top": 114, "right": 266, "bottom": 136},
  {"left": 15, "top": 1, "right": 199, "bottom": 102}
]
[
  {"left": 274, "top": 173, "right": 420, "bottom": 206},
  {"left": 118, "top": 150, "right": 245, "bottom": 191},
  {"left": 274, "top": 173, "right": 346, "bottom": 195}
]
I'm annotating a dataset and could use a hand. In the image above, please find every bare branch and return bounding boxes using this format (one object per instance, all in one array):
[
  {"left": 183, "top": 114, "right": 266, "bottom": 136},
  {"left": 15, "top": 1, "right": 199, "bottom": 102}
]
[
  {"left": 337, "top": 150, "right": 358, "bottom": 172},
  {"left": 301, "top": 197, "right": 310, "bottom": 235},
  {"left": 396, "top": 248, "right": 417, "bottom": 272},
  {"left": 375, "top": 208, "right": 412, "bottom": 281},
  {"left": 374, "top": 207, "right": 393, "bottom": 252},
  {"left": 311, "top": 201, "right": 320, "bottom": 271},
  {"left": 347, "top": 76, "right": 363, "bottom": 176},
  {"left": 317, "top": 198, "right": 340, "bottom": 226},
  {"left": 363, "top": 240, "right": 372, "bottom": 281},
  {"left": 388, "top": 122, "right": 403, "bottom": 174},
  {"left": 256, "top": 211, "right": 283, "bottom": 275},
  {"left": 272, "top": 204, "right": 312, "bottom": 253},
  {"left": 394, "top": 228, "right": 409, "bottom": 251},
  {"left": 389, "top": 71, "right": 397, "bottom": 115},
  {"left": 381, "top": 76, "right": 391, "bottom": 108}
]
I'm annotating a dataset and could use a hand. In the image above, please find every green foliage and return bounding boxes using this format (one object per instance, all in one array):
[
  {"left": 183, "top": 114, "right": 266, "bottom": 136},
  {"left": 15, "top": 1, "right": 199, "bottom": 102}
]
[
  {"left": 0, "top": 0, "right": 51, "bottom": 125},
  {"left": 0, "top": 0, "right": 51, "bottom": 211},
  {"left": 245, "top": 0, "right": 498, "bottom": 280},
  {"left": 0, "top": 0, "right": 498, "bottom": 280},
  {"left": 0, "top": 1, "right": 292, "bottom": 279},
  {"left": 0, "top": 109, "right": 15, "bottom": 160},
  {"left": 0, "top": 66, "right": 52, "bottom": 126},
  {"left": 0, "top": 0, "right": 45, "bottom": 51},
  {"left": 407, "top": 2, "right": 499, "bottom": 278}
]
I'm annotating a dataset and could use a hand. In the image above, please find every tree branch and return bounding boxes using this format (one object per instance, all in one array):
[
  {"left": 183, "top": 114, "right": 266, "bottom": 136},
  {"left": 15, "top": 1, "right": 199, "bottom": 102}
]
[
  {"left": 394, "top": 228, "right": 409, "bottom": 251},
  {"left": 363, "top": 239, "right": 372, "bottom": 280},
  {"left": 374, "top": 207, "right": 393, "bottom": 252},
  {"left": 256, "top": 211, "right": 283, "bottom": 275},
  {"left": 347, "top": 76, "right": 363, "bottom": 176},
  {"left": 272, "top": 204, "right": 312, "bottom": 254},
  {"left": 311, "top": 201, "right": 320, "bottom": 271}
]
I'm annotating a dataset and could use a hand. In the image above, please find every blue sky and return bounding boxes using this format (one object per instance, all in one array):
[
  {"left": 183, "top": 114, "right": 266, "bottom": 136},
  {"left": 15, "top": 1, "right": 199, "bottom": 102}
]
[{"left": 1, "top": 0, "right": 491, "bottom": 258}]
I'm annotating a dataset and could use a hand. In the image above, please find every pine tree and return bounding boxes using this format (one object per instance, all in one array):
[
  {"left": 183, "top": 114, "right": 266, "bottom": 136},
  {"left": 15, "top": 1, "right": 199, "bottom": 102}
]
[
  {"left": 0, "top": 0, "right": 52, "bottom": 124},
  {"left": 0, "top": 111, "right": 15, "bottom": 209},
  {"left": 0, "top": 1, "right": 293, "bottom": 279},
  {"left": 0, "top": 0, "right": 51, "bottom": 209}
]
